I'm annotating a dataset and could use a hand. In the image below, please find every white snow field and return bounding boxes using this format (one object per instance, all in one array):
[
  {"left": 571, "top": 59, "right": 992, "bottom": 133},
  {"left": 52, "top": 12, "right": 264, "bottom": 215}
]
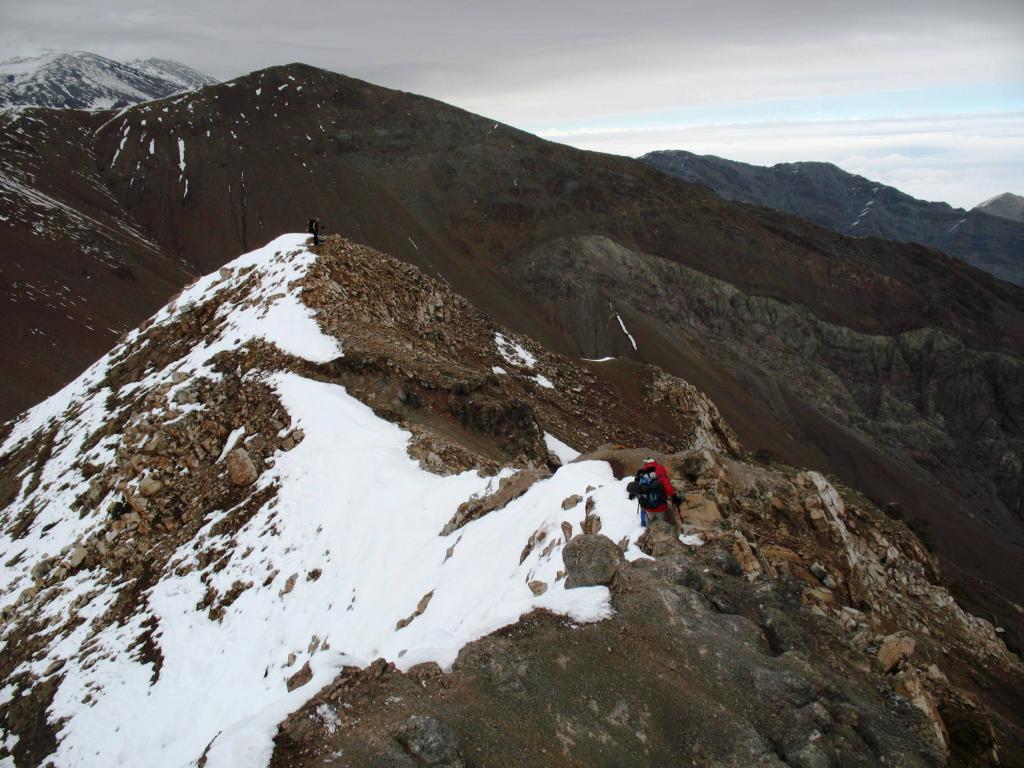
[{"left": 0, "top": 235, "right": 648, "bottom": 768}]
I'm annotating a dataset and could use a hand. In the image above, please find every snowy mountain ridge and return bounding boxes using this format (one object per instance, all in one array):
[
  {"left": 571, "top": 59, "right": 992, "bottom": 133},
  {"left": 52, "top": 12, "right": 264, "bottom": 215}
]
[
  {"left": 0, "top": 51, "right": 216, "bottom": 110},
  {"left": 0, "top": 234, "right": 696, "bottom": 767},
  {"left": 2, "top": 232, "right": 1021, "bottom": 767}
]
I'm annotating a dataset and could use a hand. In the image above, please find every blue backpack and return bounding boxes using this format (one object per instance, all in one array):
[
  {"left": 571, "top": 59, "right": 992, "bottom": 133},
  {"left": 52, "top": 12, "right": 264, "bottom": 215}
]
[{"left": 634, "top": 467, "right": 666, "bottom": 510}]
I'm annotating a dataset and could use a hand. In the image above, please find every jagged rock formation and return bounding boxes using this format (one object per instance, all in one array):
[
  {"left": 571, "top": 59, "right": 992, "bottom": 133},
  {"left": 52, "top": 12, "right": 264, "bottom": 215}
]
[
  {"left": 0, "top": 51, "right": 216, "bottom": 110},
  {"left": 1, "top": 62, "right": 1022, "bottom": 659},
  {"left": 641, "top": 150, "right": 1024, "bottom": 286}
]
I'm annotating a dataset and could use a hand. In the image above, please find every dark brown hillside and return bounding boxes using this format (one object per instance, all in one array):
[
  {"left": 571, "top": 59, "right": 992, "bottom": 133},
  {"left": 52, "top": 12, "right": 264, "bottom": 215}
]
[
  {"left": 1, "top": 63, "right": 1022, "bottom": 650},
  {"left": 0, "top": 108, "right": 193, "bottom": 416},
  {"left": 92, "top": 65, "right": 1024, "bottom": 352}
]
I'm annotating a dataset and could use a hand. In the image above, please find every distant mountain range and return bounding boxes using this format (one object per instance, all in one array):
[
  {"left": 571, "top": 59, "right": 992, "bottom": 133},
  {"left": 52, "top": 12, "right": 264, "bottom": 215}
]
[
  {"left": 0, "top": 51, "right": 216, "bottom": 110},
  {"left": 976, "top": 192, "right": 1024, "bottom": 224},
  {"left": 641, "top": 150, "right": 1024, "bottom": 286}
]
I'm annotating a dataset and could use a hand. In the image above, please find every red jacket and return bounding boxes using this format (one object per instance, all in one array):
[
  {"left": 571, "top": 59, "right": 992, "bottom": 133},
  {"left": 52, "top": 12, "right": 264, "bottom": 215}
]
[{"left": 640, "top": 461, "right": 676, "bottom": 513}]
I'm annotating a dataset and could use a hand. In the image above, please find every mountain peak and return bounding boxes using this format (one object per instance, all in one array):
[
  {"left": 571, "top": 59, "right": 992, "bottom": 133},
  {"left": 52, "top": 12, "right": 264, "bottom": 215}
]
[
  {"left": 974, "top": 192, "right": 1024, "bottom": 224},
  {"left": 0, "top": 50, "right": 216, "bottom": 110}
]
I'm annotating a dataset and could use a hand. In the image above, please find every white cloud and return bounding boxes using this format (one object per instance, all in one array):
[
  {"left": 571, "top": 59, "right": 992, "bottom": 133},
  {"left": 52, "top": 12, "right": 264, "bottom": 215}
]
[{"left": 538, "top": 112, "right": 1024, "bottom": 207}]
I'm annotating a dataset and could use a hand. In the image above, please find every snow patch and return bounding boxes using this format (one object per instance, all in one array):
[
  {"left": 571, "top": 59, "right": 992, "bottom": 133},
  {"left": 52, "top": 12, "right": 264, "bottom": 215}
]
[
  {"left": 495, "top": 332, "right": 536, "bottom": 368},
  {"left": 533, "top": 374, "right": 555, "bottom": 389},
  {"left": 217, "top": 426, "right": 246, "bottom": 462},
  {"left": 615, "top": 314, "right": 638, "bottom": 351},
  {"left": 544, "top": 433, "right": 580, "bottom": 465}
]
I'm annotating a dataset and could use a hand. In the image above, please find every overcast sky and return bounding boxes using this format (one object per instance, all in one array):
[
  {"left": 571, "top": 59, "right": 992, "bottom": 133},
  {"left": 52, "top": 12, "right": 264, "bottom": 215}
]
[{"left": 2, "top": 0, "right": 1022, "bottom": 207}]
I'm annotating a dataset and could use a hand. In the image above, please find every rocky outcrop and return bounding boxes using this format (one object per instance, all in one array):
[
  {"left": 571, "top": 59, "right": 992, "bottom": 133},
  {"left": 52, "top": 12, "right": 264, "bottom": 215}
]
[
  {"left": 272, "top": 446, "right": 1024, "bottom": 767},
  {"left": 504, "top": 234, "right": 1024, "bottom": 652},
  {"left": 442, "top": 468, "right": 550, "bottom": 536}
]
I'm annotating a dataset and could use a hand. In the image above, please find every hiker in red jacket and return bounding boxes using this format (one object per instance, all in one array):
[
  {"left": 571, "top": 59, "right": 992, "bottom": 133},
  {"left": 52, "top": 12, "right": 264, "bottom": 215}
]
[{"left": 627, "top": 457, "right": 683, "bottom": 535}]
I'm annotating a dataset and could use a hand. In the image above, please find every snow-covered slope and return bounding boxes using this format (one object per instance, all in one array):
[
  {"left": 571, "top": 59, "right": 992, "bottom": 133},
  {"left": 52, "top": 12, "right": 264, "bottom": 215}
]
[
  {"left": 0, "top": 234, "right": 657, "bottom": 767},
  {"left": 0, "top": 51, "right": 216, "bottom": 110},
  {"left": 128, "top": 58, "right": 217, "bottom": 93}
]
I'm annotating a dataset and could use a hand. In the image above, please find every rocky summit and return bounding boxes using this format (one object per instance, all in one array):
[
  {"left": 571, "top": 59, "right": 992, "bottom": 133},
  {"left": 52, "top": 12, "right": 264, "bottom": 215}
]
[{"left": 0, "top": 234, "right": 1021, "bottom": 767}]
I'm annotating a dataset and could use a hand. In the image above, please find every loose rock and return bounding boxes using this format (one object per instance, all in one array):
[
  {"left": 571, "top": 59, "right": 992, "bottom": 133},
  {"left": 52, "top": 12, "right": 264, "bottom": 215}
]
[
  {"left": 876, "top": 632, "right": 916, "bottom": 673},
  {"left": 395, "top": 715, "right": 464, "bottom": 768},
  {"left": 563, "top": 534, "right": 623, "bottom": 588},
  {"left": 226, "top": 448, "right": 259, "bottom": 486}
]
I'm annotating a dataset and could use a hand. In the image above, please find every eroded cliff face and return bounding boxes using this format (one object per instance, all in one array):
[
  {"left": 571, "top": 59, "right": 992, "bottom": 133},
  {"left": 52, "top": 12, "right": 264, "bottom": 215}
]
[{"left": 500, "top": 236, "right": 1024, "bottom": 631}]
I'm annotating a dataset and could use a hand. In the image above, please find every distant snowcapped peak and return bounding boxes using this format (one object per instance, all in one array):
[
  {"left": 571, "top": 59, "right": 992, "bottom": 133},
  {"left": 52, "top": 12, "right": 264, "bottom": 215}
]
[{"left": 0, "top": 50, "right": 217, "bottom": 111}]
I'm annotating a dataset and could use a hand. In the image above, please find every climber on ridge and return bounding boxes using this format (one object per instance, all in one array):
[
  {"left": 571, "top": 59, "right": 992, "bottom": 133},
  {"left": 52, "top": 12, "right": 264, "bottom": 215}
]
[
  {"left": 627, "top": 457, "right": 683, "bottom": 536},
  {"left": 307, "top": 217, "right": 321, "bottom": 246}
]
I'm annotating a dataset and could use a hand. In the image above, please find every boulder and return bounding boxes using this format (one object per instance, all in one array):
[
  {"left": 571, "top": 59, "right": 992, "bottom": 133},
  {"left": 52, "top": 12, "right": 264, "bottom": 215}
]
[
  {"left": 581, "top": 514, "right": 602, "bottom": 535},
  {"left": 563, "top": 534, "right": 624, "bottom": 588},
  {"left": 637, "top": 522, "right": 680, "bottom": 557},
  {"left": 681, "top": 493, "right": 722, "bottom": 528},
  {"left": 67, "top": 546, "right": 88, "bottom": 569},
  {"left": 528, "top": 580, "right": 548, "bottom": 596},
  {"left": 226, "top": 448, "right": 258, "bottom": 486},
  {"left": 876, "top": 632, "right": 916, "bottom": 673},
  {"left": 560, "top": 520, "right": 573, "bottom": 542},
  {"left": 138, "top": 475, "right": 164, "bottom": 497},
  {"left": 395, "top": 715, "right": 464, "bottom": 768}
]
